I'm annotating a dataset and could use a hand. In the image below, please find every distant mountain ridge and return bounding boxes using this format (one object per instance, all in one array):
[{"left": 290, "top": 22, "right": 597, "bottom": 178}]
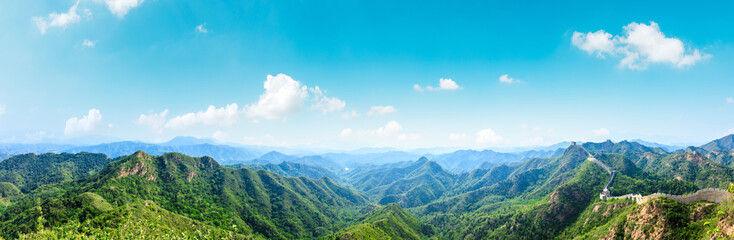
[
  {"left": 2, "top": 136, "right": 734, "bottom": 239},
  {"left": 701, "top": 134, "right": 734, "bottom": 151}
]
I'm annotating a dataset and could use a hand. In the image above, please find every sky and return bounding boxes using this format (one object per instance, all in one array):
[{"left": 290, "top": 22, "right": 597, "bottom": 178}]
[{"left": 1, "top": 0, "right": 734, "bottom": 150}]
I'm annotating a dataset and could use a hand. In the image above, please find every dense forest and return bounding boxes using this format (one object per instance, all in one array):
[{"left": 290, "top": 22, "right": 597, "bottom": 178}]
[{"left": 0, "top": 135, "right": 734, "bottom": 239}]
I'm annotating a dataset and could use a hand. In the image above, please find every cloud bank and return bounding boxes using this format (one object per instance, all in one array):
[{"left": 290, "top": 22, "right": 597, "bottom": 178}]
[{"left": 572, "top": 21, "right": 709, "bottom": 70}]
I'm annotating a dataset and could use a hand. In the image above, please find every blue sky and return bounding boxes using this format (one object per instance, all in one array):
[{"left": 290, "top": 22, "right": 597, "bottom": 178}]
[{"left": 1, "top": 0, "right": 733, "bottom": 149}]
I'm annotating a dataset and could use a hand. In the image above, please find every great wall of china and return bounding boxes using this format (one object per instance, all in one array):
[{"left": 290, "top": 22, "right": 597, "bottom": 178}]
[{"left": 573, "top": 143, "right": 733, "bottom": 204}]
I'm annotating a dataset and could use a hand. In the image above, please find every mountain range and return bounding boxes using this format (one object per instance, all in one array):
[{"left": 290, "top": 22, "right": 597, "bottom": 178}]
[{"left": 1, "top": 135, "right": 734, "bottom": 238}]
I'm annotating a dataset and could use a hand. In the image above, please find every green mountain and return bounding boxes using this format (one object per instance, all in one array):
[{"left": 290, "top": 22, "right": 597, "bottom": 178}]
[
  {"left": 638, "top": 151, "right": 734, "bottom": 189},
  {"left": 0, "top": 151, "right": 368, "bottom": 239},
  {"left": 347, "top": 157, "right": 457, "bottom": 208},
  {"left": 1, "top": 138, "right": 734, "bottom": 239},
  {"left": 701, "top": 134, "right": 734, "bottom": 151},
  {"left": 18, "top": 199, "right": 258, "bottom": 239},
  {"left": 331, "top": 203, "right": 433, "bottom": 240},
  {"left": 0, "top": 152, "right": 114, "bottom": 193},
  {"left": 561, "top": 197, "right": 734, "bottom": 239},
  {"left": 227, "top": 161, "right": 341, "bottom": 182}
]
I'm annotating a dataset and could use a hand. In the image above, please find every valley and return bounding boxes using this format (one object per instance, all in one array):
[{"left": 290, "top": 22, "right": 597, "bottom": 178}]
[{"left": 0, "top": 135, "right": 733, "bottom": 239}]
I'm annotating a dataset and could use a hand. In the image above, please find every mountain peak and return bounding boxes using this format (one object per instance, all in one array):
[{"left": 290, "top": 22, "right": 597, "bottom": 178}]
[{"left": 701, "top": 134, "right": 734, "bottom": 151}]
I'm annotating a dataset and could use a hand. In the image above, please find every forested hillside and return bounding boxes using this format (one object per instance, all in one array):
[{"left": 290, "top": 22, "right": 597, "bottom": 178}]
[
  {"left": 0, "top": 152, "right": 113, "bottom": 193},
  {"left": 1, "top": 137, "right": 734, "bottom": 239}
]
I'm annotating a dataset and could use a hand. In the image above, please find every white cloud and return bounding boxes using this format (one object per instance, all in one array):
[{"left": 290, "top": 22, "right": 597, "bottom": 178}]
[
  {"left": 415, "top": 78, "right": 462, "bottom": 91},
  {"left": 165, "top": 104, "right": 240, "bottom": 129},
  {"left": 413, "top": 84, "right": 424, "bottom": 92},
  {"left": 592, "top": 128, "right": 610, "bottom": 136},
  {"left": 476, "top": 128, "right": 503, "bottom": 145},
  {"left": 103, "top": 0, "right": 144, "bottom": 18},
  {"left": 310, "top": 86, "right": 346, "bottom": 114},
  {"left": 367, "top": 105, "right": 396, "bottom": 116},
  {"left": 64, "top": 108, "right": 110, "bottom": 135},
  {"left": 135, "top": 109, "right": 168, "bottom": 133},
  {"left": 573, "top": 21, "right": 710, "bottom": 70},
  {"left": 341, "top": 110, "right": 358, "bottom": 119},
  {"left": 196, "top": 23, "right": 208, "bottom": 33},
  {"left": 82, "top": 39, "right": 96, "bottom": 48},
  {"left": 571, "top": 30, "right": 615, "bottom": 57},
  {"left": 244, "top": 74, "right": 309, "bottom": 121},
  {"left": 727, "top": 97, "right": 733, "bottom": 104},
  {"left": 376, "top": 121, "right": 403, "bottom": 137},
  {"left": 211, "top": 130, "right": 228, "bottom": 142},
  {"left": 33, "top": 1, "right": 81, "bottom": 34},
  {"left": 498, "top": 74, "right": 521, "bottom": 84},
  {"left": 0, "top": 104, "right": 5, "bottom": 115},
  {"left": 339, "top": 128, "right": 353, "bottom": 137},
  {"left": 448, "top": 133, "right": 467, "bottom": 141},
  {"left": 83, "top": 8, "right": 92, "bottom": 19}
]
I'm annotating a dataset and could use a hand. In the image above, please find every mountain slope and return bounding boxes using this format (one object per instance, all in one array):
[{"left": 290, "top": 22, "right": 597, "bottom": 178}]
[
  {"left": 18, "top": 200, "right": 259, "bottom": 239},
  {"left": 0, "top": 152, "right": 113, "bottom": 193},
  {"left": 639, "top": 151, "right": 734, "bottom": 189},
  {"left": 65, "top": 142, "right": 258, "bottom": 164},
  {"left": 0, "top": 151, "right": 368, "bottom": 239},
  {"left": 701, "top": 134, "right": 734, "bottom": 151},
  {"left": 430, "top": 149, "right": 562, "bottom": 173},
  {"left": 228, "top": 161, "right": 341, "bottom": 182},
  {"left": 332, "top": 203, "right": 433, "bottom": 240},
  {"left": 347, "top": 158, "right": 457, "bottom": 208}
]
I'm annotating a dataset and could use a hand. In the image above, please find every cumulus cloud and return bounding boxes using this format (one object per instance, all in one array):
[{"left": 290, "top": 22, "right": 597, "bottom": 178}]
[
  {"left": 196, "top": 23, "right": 208, "bottom": 33},
  {"left": 448, "top": 133, "right": 467, "bottom": 141},
  {"left": 476, "top": 128, "right": 503, "bottom": 145},
  {"left": 592, "top": 128, "right": 610, "bottom": 136},
  {"left": 367, "top": 106, "right": 396, "bottom": 116},
  {"left": 103, "top": 0, "right": 144, "bottom": 18},
  {"left": 82, "top": 39, "right": 96, "bottom": 47},
  {"left": 727, "top": 97, "right": 733, "bottom": 104},
  {"left": 499, "top": 74, "right": 521, "bottom": 84},
  {"left": 339, "top": 128, "right": 353, "bottom": 137},
  {"left": 341, "top": 110, "right": 358, "bottom": 119},
  {"left": 165, "top": 104, "right": 240, "bottom": 129},
  {"left": 0, "top": 104, "right": 5, "bottom": 115},
  {"left": 244, "top": 74, "right": 309, "bottom": 121},
  {"left": 376, "top": 121, "right": 403, "bottom": 137},
  {"left": 135, "top": 109, "right": 168, "bottom": 133},
  {"left": 571, "top": 30, "right": 615, "bottom": 57},
  {"left": 33, "top": 1, "right": 81, "bottom": 34},
  {"left": 414, "top": 78, "right": 462, "bottom": 91},
  {"left": 64, "top": 108, "right": 110, "bottom": 135},
  {"left": 310, "top": 86, "right": 346, "bottom": 114},
  {"left": 572, "top": 21, "right": 710, "bottom": 70}
]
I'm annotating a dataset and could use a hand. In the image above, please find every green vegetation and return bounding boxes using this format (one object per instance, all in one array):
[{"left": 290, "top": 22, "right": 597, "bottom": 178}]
[
  {"left": 639, "top": 151, "right": 734, "bottom": 189},
  {"left": 227, "top": 161, "right": 341, "bottom": 182},
  {"left": 1, "top": 138, "right": 734, "bottom": 239},
  {"left": 18, "top": 200, "right": 258, "bottom": 239},
  {"left": 0, "top": 152, "right": 113, "bottom": 193},
  {"left": 348, "top": 158, "right": 456, "bottom": 208},
  {"left": 331, "top": 204, "right": 433, "bottom": 240},
  {"left": 0, "top": 151, "right": 367, "bottom": 239}
]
